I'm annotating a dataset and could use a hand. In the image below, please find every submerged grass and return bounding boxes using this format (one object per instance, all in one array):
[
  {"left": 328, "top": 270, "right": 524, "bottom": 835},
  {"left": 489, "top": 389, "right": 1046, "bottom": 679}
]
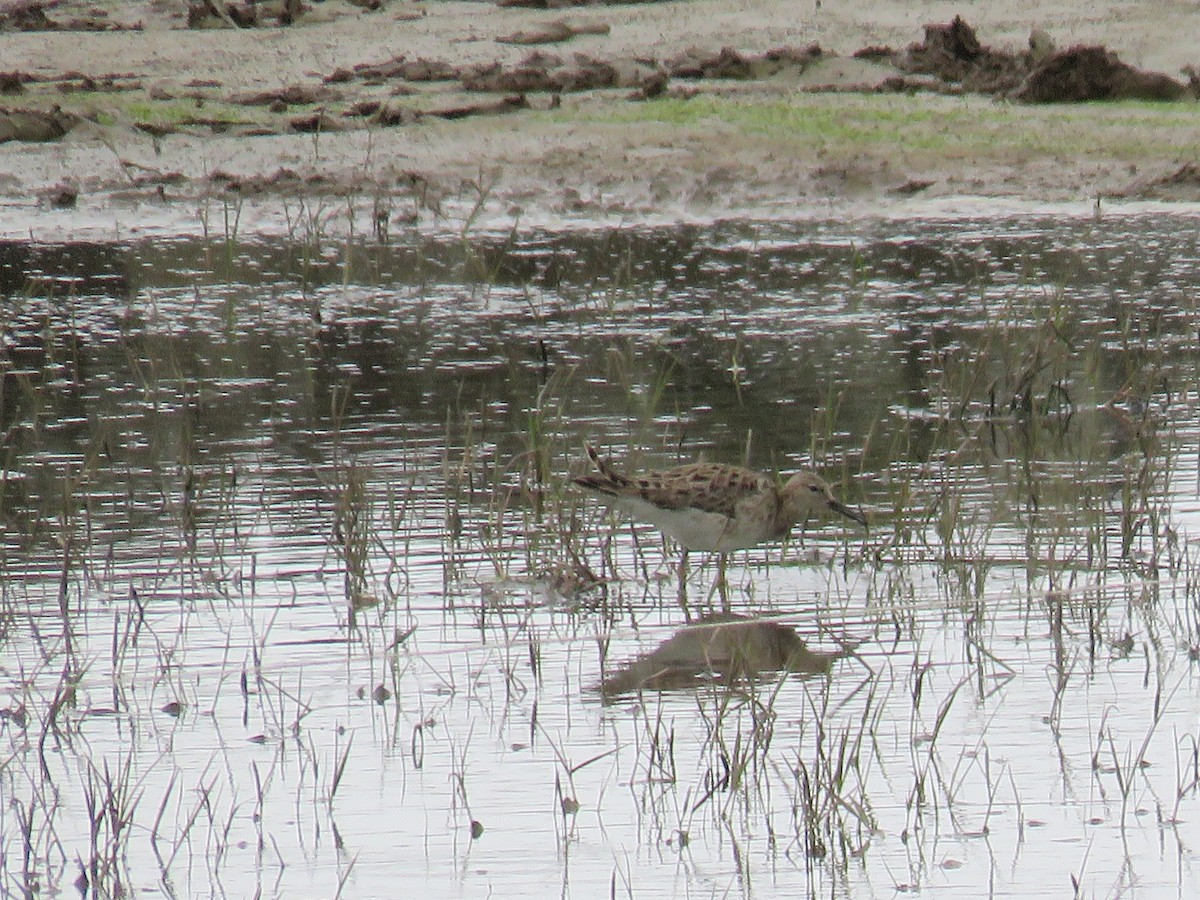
[{"left": 2, "top": 214, "right": 1200, "bottom": 897}]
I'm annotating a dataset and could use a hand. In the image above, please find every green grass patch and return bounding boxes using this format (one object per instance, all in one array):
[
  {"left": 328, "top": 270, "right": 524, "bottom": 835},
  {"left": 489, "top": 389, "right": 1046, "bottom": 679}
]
[
  {"left": 104, "top": 96, "right": 261, "bottom": 128},
  {"left": 42, "top": 90, "right": 267, "bottom": 129},
  {"left": 565, "top": 92, "right": 1200, "bottom": 160}
]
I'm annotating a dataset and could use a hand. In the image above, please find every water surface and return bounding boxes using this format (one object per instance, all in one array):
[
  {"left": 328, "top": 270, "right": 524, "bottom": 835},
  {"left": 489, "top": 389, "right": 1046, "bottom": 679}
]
[{"left": 2, "top": 214, "right": 1199, "bottom": 898}]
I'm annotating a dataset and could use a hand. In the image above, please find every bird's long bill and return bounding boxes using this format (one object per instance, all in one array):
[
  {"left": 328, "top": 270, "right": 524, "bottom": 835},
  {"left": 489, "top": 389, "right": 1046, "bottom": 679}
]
[{"left": 828, "top": 498, "right": 868, "bottom": 527}]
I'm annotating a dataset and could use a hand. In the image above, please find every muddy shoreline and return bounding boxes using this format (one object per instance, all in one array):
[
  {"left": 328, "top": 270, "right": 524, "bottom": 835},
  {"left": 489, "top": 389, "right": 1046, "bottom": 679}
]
[{"left": 2, "top": 0, "right": 1199, "bottom": 237}]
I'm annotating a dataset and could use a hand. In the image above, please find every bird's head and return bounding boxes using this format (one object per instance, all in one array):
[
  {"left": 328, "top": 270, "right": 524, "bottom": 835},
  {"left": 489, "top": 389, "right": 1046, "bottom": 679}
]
[{"left": 781, "top": 471, "right": 867, "bottom": 527}]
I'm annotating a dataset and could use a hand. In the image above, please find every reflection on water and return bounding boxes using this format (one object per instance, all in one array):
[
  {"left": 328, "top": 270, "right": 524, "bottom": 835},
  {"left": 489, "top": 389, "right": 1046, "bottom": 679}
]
[
  {"left": 598, "top": 614, "right": 838, "bottom": 698},
  {"left": 2, "top": 214, "right": 1200, "bottom": 898}
]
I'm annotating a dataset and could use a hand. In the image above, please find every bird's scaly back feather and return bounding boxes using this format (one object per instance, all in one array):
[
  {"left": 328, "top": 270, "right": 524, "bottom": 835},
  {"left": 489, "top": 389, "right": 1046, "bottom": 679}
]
[{"left": 633, "top": 463, "right": 773, "bottom": 518}]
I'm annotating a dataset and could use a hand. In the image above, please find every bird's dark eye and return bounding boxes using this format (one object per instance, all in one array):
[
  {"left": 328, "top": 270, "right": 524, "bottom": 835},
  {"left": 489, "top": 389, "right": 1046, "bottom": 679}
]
[{"left": 808, "top": 484, "right": 822, "bottom": 492}]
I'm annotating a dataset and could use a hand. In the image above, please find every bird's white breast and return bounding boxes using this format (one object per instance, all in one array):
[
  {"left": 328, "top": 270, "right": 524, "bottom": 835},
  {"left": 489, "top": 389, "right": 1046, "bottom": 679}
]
[{"left": 614, "top": 496, "right": 771, "bottom": 552}]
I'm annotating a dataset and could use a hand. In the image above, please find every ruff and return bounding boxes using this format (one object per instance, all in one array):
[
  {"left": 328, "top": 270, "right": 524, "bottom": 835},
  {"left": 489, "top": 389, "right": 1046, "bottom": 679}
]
[{"left": 574, "top": 445, "right": 866, "bottom": 552}]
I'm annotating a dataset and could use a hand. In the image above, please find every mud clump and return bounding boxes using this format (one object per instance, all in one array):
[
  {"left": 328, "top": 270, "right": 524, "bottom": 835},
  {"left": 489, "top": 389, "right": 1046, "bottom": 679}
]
[
  {"left": 1122, "top": 163, "right": 1200, "bottom": 202},
  {"left": 322, "top": 16, "right": 1189, "bottom": 117},
  {"left": 187, "top": 0, "right": 298, "bottom": 29},
  {"left": 666, "top": 44, "right": 824, "bottom": 80},
  {"left": 1013, "top": 45, "right": 1189, "bottom": 102},
  {"left": 461, "top": 52, "right": 661, "bottom": 94},
  {"left": 890, "top": 15, "right": 1029, "bottom": 94},
  {"left": 885, "top": 15, "right": 1190, "bottom": 102},
  {"left": 372, "top": 93, "right": 530, "bottom": 126},
  {"left": 1, "top": 0, "right": 139, "bottom": 30},
  {"left": 333, "top": 56, "right": 460, "bottom": 85},
  {"left": 0, "top": 1, "right": 52, "bottom": 31},
  {"left": 229, "top": 84, "right": 342, "bottom": 108},
  {"left": 0, "top": 107, "right": 77, "bottom": 143},
  {"left": 667, "top": 46, "right": 755, "bottom": 80},
  {"left": 0, "top": 71, "right": 27, "bottom": 94}
]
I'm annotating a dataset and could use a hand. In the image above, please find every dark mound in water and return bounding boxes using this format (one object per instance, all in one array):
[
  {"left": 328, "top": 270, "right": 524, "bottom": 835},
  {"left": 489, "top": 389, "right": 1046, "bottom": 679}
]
[{"left": 598, "top": 614, "right": 840, "bottom": 699}]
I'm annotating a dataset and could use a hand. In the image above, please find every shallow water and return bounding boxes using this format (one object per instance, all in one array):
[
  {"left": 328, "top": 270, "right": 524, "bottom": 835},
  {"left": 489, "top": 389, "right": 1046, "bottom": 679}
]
[{"left": 2, "top": 213, "right": 1200, "bottom": 898}]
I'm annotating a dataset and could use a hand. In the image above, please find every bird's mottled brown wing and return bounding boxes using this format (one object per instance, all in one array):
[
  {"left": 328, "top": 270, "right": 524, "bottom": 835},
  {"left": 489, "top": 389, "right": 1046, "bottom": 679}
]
[{"left": 634, "top": 463, "right": 773, "bottom": 517}]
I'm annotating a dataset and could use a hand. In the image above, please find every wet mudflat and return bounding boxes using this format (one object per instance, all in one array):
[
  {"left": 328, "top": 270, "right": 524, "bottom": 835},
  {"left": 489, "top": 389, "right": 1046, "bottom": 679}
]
[{"left": 2, "top": 212, "right": 1200, "bottom": 897}]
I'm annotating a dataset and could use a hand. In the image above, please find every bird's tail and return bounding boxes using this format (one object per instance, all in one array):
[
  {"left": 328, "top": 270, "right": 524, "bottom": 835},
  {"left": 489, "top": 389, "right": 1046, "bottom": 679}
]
[{"left": 573, "top": 445, "right": 630, "bottom": 496}]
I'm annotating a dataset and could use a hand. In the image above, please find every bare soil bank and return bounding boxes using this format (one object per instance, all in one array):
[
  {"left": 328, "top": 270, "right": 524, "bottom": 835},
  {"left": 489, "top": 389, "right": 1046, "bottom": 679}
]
[{"left": 1, "top": 0, "right": 1199, "bottom": 236}]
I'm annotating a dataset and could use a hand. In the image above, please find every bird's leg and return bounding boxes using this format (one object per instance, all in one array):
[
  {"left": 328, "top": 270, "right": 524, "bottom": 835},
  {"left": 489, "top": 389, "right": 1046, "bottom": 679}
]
[
  {"left": 677, "top": 548, "right": 692, "bottom": 622},
  {"left": 700, "top": 552, "right": 731, "bottom": 614},
  {"left": 717, "top": 553, "right": 730, "bottom": 613}
]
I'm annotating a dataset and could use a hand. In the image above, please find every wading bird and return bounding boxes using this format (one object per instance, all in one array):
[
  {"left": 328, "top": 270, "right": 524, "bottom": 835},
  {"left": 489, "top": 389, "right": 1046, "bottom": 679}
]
[{"left": 574, "top": 445, "right": 866, "bottom": 612}]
